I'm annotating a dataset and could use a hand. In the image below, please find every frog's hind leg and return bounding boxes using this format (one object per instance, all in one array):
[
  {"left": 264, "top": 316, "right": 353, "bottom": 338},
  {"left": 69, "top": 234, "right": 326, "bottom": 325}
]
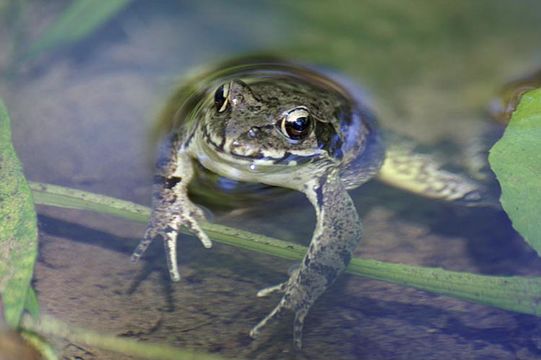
[{"left": 378, "top": 136, "right": 499, "bottom": 207}]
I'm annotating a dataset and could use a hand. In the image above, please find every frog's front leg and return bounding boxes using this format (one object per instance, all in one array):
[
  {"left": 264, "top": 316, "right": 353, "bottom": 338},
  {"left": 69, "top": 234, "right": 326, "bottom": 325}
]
[
  {"left": 131, "top": 134, "right": 212, "bottom": 281},
  {"left": 250, "top": 169, "right": 362, "bottom": 349}
]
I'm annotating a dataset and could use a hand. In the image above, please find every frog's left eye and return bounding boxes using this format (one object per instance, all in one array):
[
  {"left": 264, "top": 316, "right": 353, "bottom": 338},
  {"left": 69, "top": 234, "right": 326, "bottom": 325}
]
[
  {"left": 279, "top": 107, "right": 312, "bottom": 141},
  {"left": 214, "top": 83, "right": 230, "bottom": 113}
]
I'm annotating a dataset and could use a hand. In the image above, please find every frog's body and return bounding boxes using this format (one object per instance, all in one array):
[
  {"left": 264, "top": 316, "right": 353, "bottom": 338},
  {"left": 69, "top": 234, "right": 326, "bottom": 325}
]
[{"left": 132, "top": 57, "right": 491, "bottom": 349}]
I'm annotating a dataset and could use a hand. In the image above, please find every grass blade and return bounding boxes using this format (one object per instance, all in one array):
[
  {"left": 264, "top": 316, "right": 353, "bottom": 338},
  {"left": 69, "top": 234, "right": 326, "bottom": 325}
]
[
  {"left": 29, "top": 181, "right": 541, "bottom": 317},
  {"left": 348, "top": 259, "right": 541, "bottom": 316}
]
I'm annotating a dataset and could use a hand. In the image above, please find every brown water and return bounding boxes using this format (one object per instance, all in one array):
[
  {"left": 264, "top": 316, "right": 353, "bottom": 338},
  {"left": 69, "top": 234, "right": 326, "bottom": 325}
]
[{"left": 2, "top": 1, "right": 541, "bottom": 359}]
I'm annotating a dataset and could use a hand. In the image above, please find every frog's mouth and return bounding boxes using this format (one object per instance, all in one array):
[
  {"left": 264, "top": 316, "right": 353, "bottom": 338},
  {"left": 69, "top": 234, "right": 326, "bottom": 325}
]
[
  {"left": 194, "top": 129, "right": 334, "bottom": 190},
  {"left": 200, "top": 126, "right": 325, "bottom": 169}
]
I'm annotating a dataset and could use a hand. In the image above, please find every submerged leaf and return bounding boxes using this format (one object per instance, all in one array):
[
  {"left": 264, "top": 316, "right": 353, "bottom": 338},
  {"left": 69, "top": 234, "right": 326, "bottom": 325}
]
[
  {"left": 25, "top": 0, "right": 132, "bottom": 60},
  {"left": 489, "top": 88, "right": 541, "bottom": 254},
  {"left": 0, "top": 98, "right": 38, "bottom": 327}
]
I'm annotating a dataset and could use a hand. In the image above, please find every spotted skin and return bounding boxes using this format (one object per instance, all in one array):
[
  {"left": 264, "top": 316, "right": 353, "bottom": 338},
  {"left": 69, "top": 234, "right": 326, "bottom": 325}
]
[
  {"left": 379, "top": 138, "right": 498, "bottom": 207},
  {"left": 131, "top": 57, "right": 492, "bottom": 349},
  {"left": 131, "top": 134, "right": 211, "bottom": 281},
  {"left": 250, "top": 169, "right": 361, "bottom": 349}
]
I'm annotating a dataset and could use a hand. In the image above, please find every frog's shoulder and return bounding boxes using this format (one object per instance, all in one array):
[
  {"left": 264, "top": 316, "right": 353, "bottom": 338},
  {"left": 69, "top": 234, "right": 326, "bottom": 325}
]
[{"left": 315, "top": 68, "right": 385, "bottom": 189}]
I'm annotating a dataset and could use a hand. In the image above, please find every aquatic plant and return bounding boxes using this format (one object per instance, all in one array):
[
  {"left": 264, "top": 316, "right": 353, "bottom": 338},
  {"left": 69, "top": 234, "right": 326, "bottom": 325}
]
[{"left": 489, "top": 88, "right": 541, "bottom": 256}]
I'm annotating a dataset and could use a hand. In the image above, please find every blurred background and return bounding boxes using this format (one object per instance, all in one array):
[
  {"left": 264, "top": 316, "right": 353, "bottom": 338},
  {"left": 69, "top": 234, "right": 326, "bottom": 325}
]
[{"left": 1, "top": 1, "right": 541, "bottom": 359}]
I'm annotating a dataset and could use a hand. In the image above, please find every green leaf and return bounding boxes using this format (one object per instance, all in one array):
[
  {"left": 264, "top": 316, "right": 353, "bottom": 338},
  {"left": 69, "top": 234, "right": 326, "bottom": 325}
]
[
  {"left": 0, "top": 98, "right": 38, "bottom": 328},
  {"left": 489, "top": 88, "right": 541, "bottom": 254},
  {"left": 23, "top": 287, "right": 40, "bottom": 320},
  {"left": 25, "top": 0, "right": 132, "bottom": 60},
  {"left": 28, "top": 181, "right": 541, "bottom": 318}
]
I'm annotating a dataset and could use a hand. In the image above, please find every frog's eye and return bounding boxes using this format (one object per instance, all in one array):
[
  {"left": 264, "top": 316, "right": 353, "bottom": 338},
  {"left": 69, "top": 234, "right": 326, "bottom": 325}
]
[
  {"left": 214, "top": 83, "right": 230, "bottom": 113},
  {"left": 280, "top": 107, "right": 312, "bottom": 141}
]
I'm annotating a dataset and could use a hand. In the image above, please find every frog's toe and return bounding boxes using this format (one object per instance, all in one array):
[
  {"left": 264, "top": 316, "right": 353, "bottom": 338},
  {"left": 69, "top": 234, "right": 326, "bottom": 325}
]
[
  {"left": 293, "top": 307, "right": 308, "bottom": 350},
  {"left": 250, "top": 297, "right": 308, "bottom": 349},
  {"left": 187, "top": 220, "right": 212, "bottom": 248},
  {"left": 130, "top": 238, "right": 151, "bottom": 263},
  {"left": 250, "top": 299, "right": 287, "bottom": 339},
  {"left": 181, "top": 205, "right": 213, "bottom": 249},
  {"left": 131, "top": 226, "right": 161, "bottom": 263},
  {"left": 256, "top": 282, "right": 287, "bottom": 297},
  {"left": 161, "top": 229, "right": 181, "bottom": 281},
  {"left": 249, "top": 325, "right": 260, "bottom": 339}
]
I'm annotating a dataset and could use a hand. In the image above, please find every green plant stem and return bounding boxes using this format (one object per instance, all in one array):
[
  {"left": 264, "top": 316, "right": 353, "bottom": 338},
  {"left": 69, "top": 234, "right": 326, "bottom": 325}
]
[
  {"left": 21, "top": 314, "right": 233, "bottom": 360},
  {"left": 29, "top": 181, "right": 541, "bottom": 317}
]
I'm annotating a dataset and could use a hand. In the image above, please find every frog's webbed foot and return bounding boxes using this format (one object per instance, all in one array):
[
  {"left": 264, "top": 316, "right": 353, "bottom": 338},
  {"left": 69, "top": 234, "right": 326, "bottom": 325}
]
[
  {"left": 249, "top": 282, "right": 290, "bottom": 341},
  {"left": 131, "top": 206, "right": 184, "bottom": 281},
  {"left": 250, "top": 294, "right": 309, "bottom": 350},
  {"left": 249, "top": 298, "right": 286, "bottom": 340},
  {"left": 251, "top": 269, "right": 300, "bottom": 342},
  {"left": 133, "top": 199, "right": 211, "bottom": 281},
  {"left": 250, "top": 281, "right": 288, "bottom": 339},
  {"left": 131, "top": 137, "right": 212, "bottom": 281}
]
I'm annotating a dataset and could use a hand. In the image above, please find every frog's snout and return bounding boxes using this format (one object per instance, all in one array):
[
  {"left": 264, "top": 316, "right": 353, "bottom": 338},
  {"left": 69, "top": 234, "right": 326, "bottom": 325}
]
[{"left": 228, "top": 138, "right": 261, "bottom": 158}]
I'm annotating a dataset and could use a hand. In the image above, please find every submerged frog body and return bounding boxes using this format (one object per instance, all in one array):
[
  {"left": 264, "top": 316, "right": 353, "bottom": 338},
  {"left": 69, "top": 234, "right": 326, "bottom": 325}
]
[{"left": 132, "top": 57, "right": 490, "bottom": 349}]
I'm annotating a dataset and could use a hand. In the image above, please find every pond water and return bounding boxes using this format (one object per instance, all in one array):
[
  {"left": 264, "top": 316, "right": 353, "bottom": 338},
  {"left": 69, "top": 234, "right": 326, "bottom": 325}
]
[{"left": 2, "top": 1, "right": 541, "bottom": 359}]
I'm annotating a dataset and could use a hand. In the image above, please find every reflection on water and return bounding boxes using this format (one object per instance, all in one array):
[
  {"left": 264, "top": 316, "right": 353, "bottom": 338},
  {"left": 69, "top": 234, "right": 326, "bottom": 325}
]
[{"left": 2, "top": 0, "right": 541, "bottom": 359}]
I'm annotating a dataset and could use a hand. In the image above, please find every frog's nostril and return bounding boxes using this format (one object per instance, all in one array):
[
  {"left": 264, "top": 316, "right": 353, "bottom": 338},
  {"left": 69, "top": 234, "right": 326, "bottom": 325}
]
[
  {"left": 230, "top": 139, "right": 248, "bottom": 153},
  {"left": 247, "top": 127, "right": 259, "bottom": 138},
  {"left": 229, "top": 139, "right": 259, "bottom": 158}
]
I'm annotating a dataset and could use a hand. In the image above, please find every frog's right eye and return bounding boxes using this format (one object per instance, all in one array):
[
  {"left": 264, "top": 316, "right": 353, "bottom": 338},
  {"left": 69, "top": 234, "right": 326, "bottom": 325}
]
[
  {"left": 214, "top": 83, "right": 230, "bottom": 113},
  {"left": 279, "top": 106, "right": 312, "bottom": 142}
]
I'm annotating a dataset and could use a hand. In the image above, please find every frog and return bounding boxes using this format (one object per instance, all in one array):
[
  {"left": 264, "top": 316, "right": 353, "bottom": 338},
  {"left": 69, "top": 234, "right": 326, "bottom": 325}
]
[{"left": 131, "top": 57, "right": 493, "bottom": 349}]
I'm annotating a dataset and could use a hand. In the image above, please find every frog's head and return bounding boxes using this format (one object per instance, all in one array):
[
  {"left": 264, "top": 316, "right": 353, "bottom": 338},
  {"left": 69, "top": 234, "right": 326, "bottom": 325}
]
[{"left": 200, "top": 78, "right": 345, "bottom": 169}]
